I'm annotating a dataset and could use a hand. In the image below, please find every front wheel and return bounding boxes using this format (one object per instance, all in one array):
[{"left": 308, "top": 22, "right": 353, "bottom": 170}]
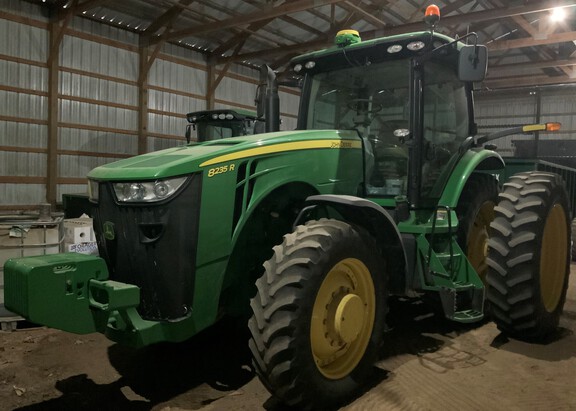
[
  {"left": 248, "top": 219, "right": 387, "bottom": 409},
  {"left": 487, "top": 171, "right": 571, "bottom": 340}
]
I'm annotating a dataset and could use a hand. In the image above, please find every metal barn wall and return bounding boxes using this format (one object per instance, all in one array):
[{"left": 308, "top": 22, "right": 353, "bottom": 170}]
[
  {"left": 0, "top": 1, "right": 48, "bottom": 206},
  {"left": 0, "top": 2, "right": 299, "bottom": 209},
  {"left": 475, "top": 86, "right": 576, "bottom": 157}
]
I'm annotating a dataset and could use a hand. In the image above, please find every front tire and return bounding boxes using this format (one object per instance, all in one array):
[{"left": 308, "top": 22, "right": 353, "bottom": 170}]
[
  {"left": 248, "top": 219, "right": 387, "bottom": 409},
  {"left": 487, "top": 171, "right": 571, "bottom": 340}
]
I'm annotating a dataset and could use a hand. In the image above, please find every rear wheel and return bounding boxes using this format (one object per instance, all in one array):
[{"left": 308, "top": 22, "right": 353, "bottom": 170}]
[
  {"left": 248, "top": 219, "right": 387, "bottom": 409},
  {"left": 572, "top": 218, "right": 576, "bottom": 261},
  {"left": 487, "top": 172, "right": 570, "bottom": 339},
  {"left": 456, "top": 173, "right": 499, "bottom": 284}
]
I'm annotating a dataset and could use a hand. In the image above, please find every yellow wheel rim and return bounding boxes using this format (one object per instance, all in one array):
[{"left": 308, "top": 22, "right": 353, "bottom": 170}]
[
  {"left": 310, "top": 258, "right": 376, "bottom": 380},
  {"left": 540, "top": 203, "right": 568, "bottom": 312},
  {"left": 467, "top": 201, "right": 495, "bottom": 284}
]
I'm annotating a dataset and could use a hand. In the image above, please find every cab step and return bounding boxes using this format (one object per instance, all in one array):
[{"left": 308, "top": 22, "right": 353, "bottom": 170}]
[{"left": 438, "top": 284, "right": 484, "bottom": 323}]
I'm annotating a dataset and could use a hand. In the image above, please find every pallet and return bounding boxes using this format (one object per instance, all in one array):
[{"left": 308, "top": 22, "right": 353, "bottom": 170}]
[{"left": 0, "top": 315, "right": 23, "bottom": 331}]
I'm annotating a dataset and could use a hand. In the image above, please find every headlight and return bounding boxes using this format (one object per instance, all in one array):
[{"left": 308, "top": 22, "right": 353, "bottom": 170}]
[
  {"left": 113, "top": 176, "right": 188, "bottom": 203},
  {"left": 407, "top": 41, "right": 425, "bottom": 51},
  {"left": 304, "top": 61, "right": 316, "bottom": 69},
  {"left": 387, "top": 44, "right": 402, "bottom": 53},
  {"left": 88, "top": 179, "right": 99, "bottom": 203}
]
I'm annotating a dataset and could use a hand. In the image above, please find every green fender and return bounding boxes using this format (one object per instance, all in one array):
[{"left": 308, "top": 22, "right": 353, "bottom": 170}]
[
  {"left": 219, "top": 178, "right": 319, "bottom": 315},
  {"left": 295, "top": 194, "right": 408, "bottom": 290},
  {"left": 438, "top": 149, "right": 504, "bottom": 208}
]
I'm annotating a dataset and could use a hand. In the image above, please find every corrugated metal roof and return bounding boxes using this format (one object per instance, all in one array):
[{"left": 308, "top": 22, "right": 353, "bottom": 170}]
[{"left": 25, "top": 0, "right": 574, "bottom": 88}]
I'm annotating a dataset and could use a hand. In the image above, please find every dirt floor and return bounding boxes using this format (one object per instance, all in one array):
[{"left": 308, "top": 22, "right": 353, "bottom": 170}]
[{"left": 1, "top": 266, "right": 576, "bottom": 411}]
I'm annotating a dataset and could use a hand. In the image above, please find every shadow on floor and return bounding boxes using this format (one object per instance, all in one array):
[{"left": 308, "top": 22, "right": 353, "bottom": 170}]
[{"left": 15, "top": 317, "right": 254, "bottom": 411}]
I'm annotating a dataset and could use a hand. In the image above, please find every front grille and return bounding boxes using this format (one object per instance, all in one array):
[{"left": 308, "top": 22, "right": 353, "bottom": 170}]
[{"left": 92, "top": 175, "right": 201, "bottom": 321}]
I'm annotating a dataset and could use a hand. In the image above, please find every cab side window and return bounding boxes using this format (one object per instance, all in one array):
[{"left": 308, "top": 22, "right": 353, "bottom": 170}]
[{"left": 421, "top": 62, "right": 469, "bottom": 196}]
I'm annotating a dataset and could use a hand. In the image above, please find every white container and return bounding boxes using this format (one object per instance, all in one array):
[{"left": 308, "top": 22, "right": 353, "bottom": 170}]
[
  {"left": 0, "top": 216, "right": 63, "bottom": 323},
  {"left": 64, "top": 218, "right": 95, "bottom": 244}
]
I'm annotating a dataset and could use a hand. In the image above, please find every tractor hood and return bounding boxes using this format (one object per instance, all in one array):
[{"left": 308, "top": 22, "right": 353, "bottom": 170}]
[{"left": 87, "top": 129, "right": 361, "bottom": 181}]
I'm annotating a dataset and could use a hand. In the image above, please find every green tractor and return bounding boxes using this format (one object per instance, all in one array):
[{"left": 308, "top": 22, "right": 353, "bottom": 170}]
[
  {"left": 184, "top": 108, "right": 261, "bottom": 142},
  {"left": 4, "top": 7, "right": 574, "bottom": 410}
]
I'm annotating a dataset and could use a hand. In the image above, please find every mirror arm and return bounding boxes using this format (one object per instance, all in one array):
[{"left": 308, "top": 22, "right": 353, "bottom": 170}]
[{"left": 416, "top": 32, "right": 478, "bottom": 64}]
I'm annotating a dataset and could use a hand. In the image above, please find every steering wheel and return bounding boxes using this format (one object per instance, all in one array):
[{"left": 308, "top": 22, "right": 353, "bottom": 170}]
[{"left": 347, "top": 98, "right": 383, "bottom": 114}]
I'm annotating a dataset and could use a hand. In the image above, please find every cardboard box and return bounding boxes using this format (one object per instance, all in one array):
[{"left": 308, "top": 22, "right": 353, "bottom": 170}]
[{"left": 64, "top": 218, "right": 95, "bottom": 244}]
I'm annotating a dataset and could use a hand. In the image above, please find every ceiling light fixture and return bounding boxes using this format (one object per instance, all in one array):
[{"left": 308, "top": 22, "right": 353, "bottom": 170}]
[{"left": 550, "top": 7, "right": 566, "bottom": 22}]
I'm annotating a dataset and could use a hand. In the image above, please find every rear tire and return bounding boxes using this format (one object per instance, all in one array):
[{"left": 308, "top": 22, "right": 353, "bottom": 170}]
[
  {"left": 487, "top": 171, "right": 570, "bottom": 340},
  {"left": 572, "top": 219, "right": 576, "bottom": 261},
  {"left": 456, "top": 173, "right": 499, "bottom": 284},
  {"left": 248, "top": 219, "right": 387, "bottom": 409}
]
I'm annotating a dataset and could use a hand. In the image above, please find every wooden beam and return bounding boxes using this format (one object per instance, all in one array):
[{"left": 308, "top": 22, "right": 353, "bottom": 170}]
[
  {"left": 215, "top": 5, "right": 372, "bottom": 65},
  {"left": 242, "top": 0, "right": 324, "bottom": 37},
  {"left": 188, "top": 0, "right": 298, "bottom": 49},
  {"left": 215, "top": 37, "right": 331, "bottom": 64},
  {"left": 367, "top": 0, "right": 576, "bottom": 38},
  {"left": 281, "top": 14, "right": 324, "bottom": 37},
  {"left": 0, "top": 176, "right": 47, "bottom": 184},
  {"left": 342, "top": 1, "right": 387, "bottom": 27},
  {"left": 143, "top": 0, "right": 195, "bottom": 37},
  {"left": 45, "top": 3, "right": 77, "bottom": 206},
  {"left": 206, "top": 64, "right": 216, "bottom": 110},
  {"left": 139, "top": 26, "right": 172, "bottom": 84},
  {"left": 484, "top": 74, "right": 576, "bottom": 89},
  {"left": 165, "top": 0, "right": 347, "bottom": 42},
  {"left": 511, "top": 15, "right": 538, "bottom": 37},
  {"left": 210, "top": 17, "right": 274, "bottom": 57},
  {"left": 489, "top": 57, "right": 576, "bottom": 74},
  {"left": 138, "top": 46, "right": 149, "bottom": 154},
  {"left": 270, "top": 53, "right": 299, "bottom": 70},
  {"left": 488, "top": 30, "right": 576, "bottom": 51},
  {"left": 215, "top": 3, "right": 369, "bottom": 66},
  {"left": 49, "top": 3, "right": 77, "bottom": 57},
  {"left": 215, "top": 1, "right": 576, "bottom": 65},
  {"left": 209, "top": 40, "right": 247, "bottom": 96}
]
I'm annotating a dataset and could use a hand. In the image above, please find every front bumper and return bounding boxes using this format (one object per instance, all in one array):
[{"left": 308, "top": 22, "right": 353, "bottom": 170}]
[{"left": 4, "top": 253, "right": 190, "bottom": 347}]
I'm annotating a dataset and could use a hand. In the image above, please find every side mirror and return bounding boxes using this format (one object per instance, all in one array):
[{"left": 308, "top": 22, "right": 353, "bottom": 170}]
[
  {"left": 458, "top": 45, "right": 487, "bottom": 82},
  {"left": 184, "top": 123, "right": 196, "bottom": 143}
]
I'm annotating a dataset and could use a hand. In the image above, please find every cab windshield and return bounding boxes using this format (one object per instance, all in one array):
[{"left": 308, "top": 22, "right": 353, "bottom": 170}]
[
  {"left": 304, "top": 60, "right": 410, "bottom": 196},
  {"left": 195, "top": 120, "right": 253, "bottom": 142}
]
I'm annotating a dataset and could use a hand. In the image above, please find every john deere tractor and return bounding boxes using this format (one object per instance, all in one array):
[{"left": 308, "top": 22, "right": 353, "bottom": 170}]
[{"left": 4, "top": 6, "right": 574, "bottom": 410}]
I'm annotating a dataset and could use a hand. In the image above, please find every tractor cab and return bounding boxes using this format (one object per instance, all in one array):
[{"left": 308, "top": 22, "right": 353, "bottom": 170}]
[
  {"left": 184, "top": 109, "right": 261, "bottom": 143},
  {"left": 291, "top": 26, "right": 486, "bottom": 208}
]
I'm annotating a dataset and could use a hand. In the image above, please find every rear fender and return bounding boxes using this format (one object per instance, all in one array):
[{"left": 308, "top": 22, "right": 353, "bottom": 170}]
[{"left": 439, "top": 149, "right": 504, "bottom": 208}]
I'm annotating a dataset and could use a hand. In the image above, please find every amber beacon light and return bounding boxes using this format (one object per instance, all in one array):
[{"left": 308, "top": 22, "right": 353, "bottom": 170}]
[{"left": 424, "top": 4, "right": 441, "bottom": 27}]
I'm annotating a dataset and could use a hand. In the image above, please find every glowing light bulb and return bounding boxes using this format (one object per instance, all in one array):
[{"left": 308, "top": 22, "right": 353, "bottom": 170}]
[{"left": 550, "top": 7, "right": 566, "bottom": 22}]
